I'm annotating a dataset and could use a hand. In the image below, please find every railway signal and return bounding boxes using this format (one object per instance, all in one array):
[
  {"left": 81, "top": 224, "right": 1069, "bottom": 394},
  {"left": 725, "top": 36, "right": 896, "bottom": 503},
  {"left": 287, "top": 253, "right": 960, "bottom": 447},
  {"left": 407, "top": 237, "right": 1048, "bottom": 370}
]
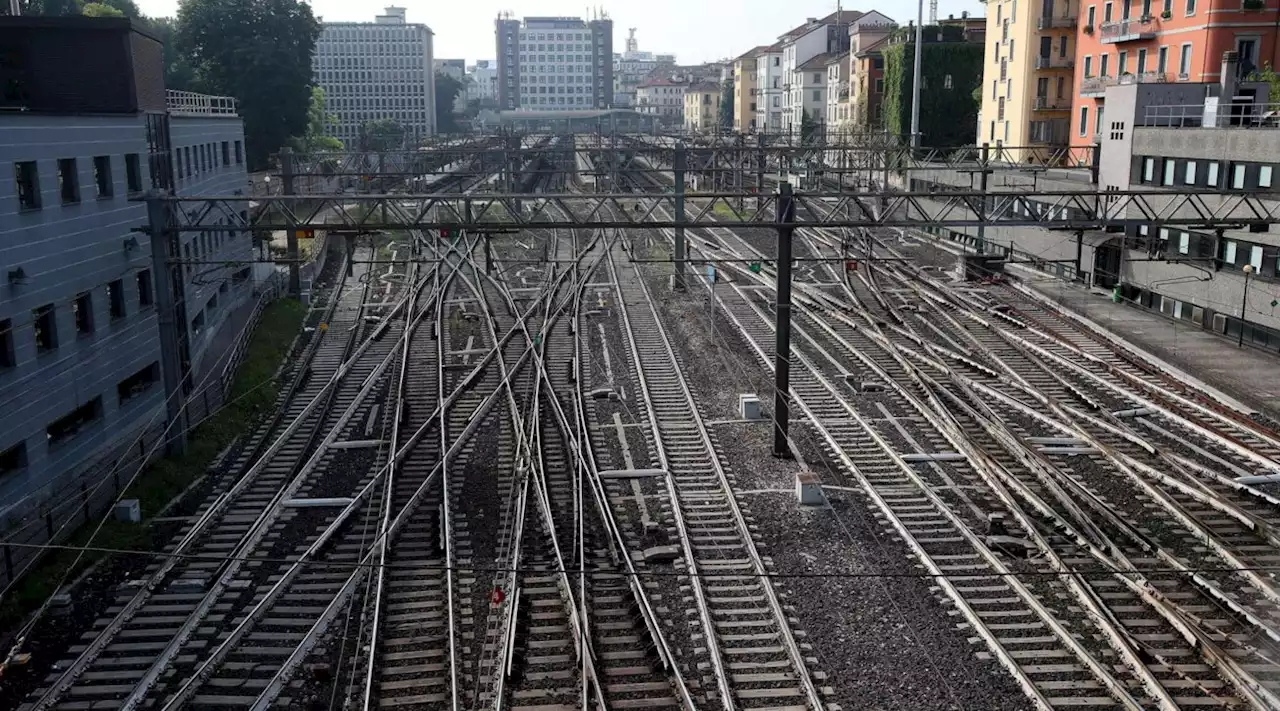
[{"left": 749, "top": 262, "right": 762, "bottom": 274}]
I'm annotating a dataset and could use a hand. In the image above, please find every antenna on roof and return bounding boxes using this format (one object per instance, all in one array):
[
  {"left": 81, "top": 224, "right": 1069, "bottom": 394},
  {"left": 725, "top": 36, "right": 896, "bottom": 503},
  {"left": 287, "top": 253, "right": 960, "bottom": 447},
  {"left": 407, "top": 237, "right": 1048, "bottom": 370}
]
[{"left": 929, "top": 0, "right": 938, "bottom": 24}]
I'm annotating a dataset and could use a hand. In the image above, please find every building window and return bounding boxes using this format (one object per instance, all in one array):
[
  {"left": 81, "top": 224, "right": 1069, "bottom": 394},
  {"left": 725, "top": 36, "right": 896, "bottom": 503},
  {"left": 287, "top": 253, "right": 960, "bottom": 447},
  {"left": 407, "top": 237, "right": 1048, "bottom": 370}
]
[
  {"left": 234, "top": 141, "right": 243, "bottom": 164},
  {"left": 0, "top": 443, "right": 25, "bottom": 477},
  {"left": 1179, "top": 44, "right": 1192, "bottom": 76},
  {"left": 1261, "top": 166, "right": 1273, "bottom": 188},
  {"left": 14, "top": 161, "right": 40, "bottom": 210},
  {"left": 1225, "top": 240, "right": 1238, "bottom": 264},
  {"left": 1178, "top": 232, "right": 1190, "bottom": 254},
  {"left": 57, "top": 158, "right": 79, "bottom": 203},
  {"left": 222, "top": 141, "right": 231, "bottom": 165},
  {"left": 108, "top": 279, "right": 126, "bottom": 320},
  {"left": 1105, "top": 1, "right": 1114, "bottom": 20},
  {"left": 1186, "top": 0, "right": 1195, "bottom": 13},
  {"left": 33, "top": 304, "right": 57, "bottom": 353},
  {"left": 1185, "top": 161, "right": 1197, "bottom": 184},
  {"left": 944, "top": 74, "right": 953, "bottom": 89},
  {"left": 1100, "top": 54, "right": 1110, "bottom": 77},
  {"left": 125, "top": 153, "right": 142, "bottom": 193},
  {"left": 1084, "top": 55, "right": 1093, "bottom": 77},
  {"left": 1087, "top": 4, "right": 1097, "bottom": 24},
  {"left": 74, "top": 292, "right": 93, "bottom": 335},
  {"left": 1207, "top": 161, "right": 1220, "bottom": 186},
  {"left": 137, "top": 270, "right": 154, "bottom": 307},
  {"left": 1143, "top": 157, "right": 1155, "bottom": 182},
  {"left": 1163, "top": 158, "right": 1176, "bottom": 185},
  {"left": 117, "top": 362, "right": 160, "bottom": 404},
  {"left": 1233, "top": 164, "right": 1247, "bottom": 189},
  {"left": 1079, "top": 106, "right": 1089, "bottom": 135},
  {"left": 0, "top": 319, "right": 14, "bottom": 369},
  {"left": 93, "top": 156, "right": 113, "bottom": 198},
  {"left": 46, "top": 397, "right": 103, "bottom": 447}
]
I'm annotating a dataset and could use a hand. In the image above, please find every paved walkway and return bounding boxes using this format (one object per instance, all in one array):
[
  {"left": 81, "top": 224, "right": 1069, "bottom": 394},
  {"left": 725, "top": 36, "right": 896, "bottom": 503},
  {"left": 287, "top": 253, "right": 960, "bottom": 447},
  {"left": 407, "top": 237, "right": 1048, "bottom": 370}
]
[{"left": 1013, "top": 268, "right": 1280, "bottom": 420}]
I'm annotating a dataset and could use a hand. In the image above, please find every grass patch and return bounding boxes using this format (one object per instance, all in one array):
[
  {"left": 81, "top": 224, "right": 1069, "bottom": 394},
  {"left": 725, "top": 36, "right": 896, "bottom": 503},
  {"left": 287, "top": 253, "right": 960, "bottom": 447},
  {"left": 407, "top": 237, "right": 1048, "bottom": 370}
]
[{"left": 0, "top": 298, "right": 308, "bottom": 632}]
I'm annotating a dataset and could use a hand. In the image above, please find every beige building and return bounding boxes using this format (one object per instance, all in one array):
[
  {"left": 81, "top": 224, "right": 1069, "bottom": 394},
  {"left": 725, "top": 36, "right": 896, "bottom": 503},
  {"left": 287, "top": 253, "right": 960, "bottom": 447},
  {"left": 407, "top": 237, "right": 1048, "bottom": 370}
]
[
  {"left": 980, "top": 0, "right": 1078, "bottom": 156},
  {"left": 732, "top": 47, "right": 766, "bottom": 133},
  {"left": 826, "top": 51, "right": 851, "bottom": 130},
  {"left": 636, "top": 78, "right": 688, "bottom": 123},
  {"left": 683, "top": 81, "right": 722, "bottom": 133}
]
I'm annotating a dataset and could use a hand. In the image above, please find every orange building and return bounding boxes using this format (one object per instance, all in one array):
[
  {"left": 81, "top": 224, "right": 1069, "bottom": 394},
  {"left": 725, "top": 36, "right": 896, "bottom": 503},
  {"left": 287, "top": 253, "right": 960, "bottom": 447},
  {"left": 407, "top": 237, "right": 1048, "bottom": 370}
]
[{"left": 1071, "top": 0, "right": 1278, "bottom": 143}]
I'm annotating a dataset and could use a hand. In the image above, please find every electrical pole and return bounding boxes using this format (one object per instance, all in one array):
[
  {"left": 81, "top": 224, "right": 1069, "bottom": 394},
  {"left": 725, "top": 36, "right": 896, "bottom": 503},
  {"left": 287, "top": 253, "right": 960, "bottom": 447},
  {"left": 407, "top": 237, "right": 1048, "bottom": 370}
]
[
  {"left": 673, "top": 145, "right": 687, "bottom": 289},
  {"left": 281, "top": 147, "right": 300, "bottom": 298},
  {"left": 773, "top": 181, "right": 795, "bottom": 459},
  {"left": 976, "top": 142, "right": 990, "bottom": 255},
  {"left": 910, "top": 2, "right": 925, "bottom": 149},
  {"left": 147, "top": 193, "right": 188, "bottom": 457}
]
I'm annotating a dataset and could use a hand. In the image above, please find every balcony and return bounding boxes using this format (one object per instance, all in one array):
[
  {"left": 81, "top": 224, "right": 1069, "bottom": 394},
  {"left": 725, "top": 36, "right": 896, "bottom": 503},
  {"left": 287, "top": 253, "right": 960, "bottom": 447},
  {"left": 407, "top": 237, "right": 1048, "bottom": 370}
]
[
  {"left": 1033, "top": 96, "right": 1070, "bottom": 111},
  {"left": 1080, "top": 71, "right": 1170, "bottom": 97},
  {"left": 1035, "top": 55, "right": 1075, "bottom": 70},
  {"left": 1037, "top": 14, "right": 1078, "bottom": 29},
  {"left": 1099, "top": 17, "right": 1157, "bottom": 43},
  {"left": 166, "top": 90, "right": 238, "bottom": 116}
]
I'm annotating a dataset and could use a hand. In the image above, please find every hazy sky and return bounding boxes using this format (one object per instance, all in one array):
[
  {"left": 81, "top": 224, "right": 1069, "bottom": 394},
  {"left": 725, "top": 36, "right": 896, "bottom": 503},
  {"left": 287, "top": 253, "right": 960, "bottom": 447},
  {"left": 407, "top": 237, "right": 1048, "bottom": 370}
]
[{"left": 131, "top": 0, "right": 985, "bottom": 64}]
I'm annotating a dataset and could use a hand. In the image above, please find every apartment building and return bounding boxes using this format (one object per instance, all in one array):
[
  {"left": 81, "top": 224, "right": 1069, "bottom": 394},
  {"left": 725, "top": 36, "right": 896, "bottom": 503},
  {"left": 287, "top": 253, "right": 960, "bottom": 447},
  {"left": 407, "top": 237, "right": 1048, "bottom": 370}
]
[
  {"left": 612, "top": 29, "right": 675, "bottom": 108},
  {"left": 1072, "top": 0, "right": 1277, "bottom": 143},
  {"left": 0, "top": 16, "right": 253, "bottom": 519},
  {"left": 778, "top": 13, "right": 855, "bottom": 135},
  {"left": 981, "top": 0, "right": 1078, "bottom": 155},
  {"left": 733, "top": 46, "right": 767, "bottom": 132},
  {"left": 791, "top": 52, "right": 836, "bottom": 131},
  {"left": 755, "top": 45, "right": 785, "bottom": 133},
  {"left": 684, "top": 82, "right": 722, "bottom": 132},
  {"left": 466, "top": 60, "right": 498, "bottom": 105},
  {"left": 495, "top": 14, "right": 615, "bottom": 112},
  {"left": 826, "top": 51, "right": 851, "bottom": 128},
  {"left": 849, "top": 20, "right": 895, "bottom": 130},
  {"left": 899, "top": 55, "right": 1280, "bottom": 350},
  {"left": 311, "top": 7, "right": 437, "bottom": 146},
  {"left": 636, "top": 78, "right": 687, "bottom": 122}
]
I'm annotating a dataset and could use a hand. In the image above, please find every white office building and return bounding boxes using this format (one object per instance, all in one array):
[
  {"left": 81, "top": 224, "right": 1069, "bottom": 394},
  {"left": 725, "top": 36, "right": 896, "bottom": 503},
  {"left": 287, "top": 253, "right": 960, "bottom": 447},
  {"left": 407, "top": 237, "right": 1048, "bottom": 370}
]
[
  {"left": 495, "top": 14, "right": 615, "bottom": 111},
  {"left": 466, "top": 60, "right": 498, "bottom": 104},
  {"left": 311, "top": 6, "right": 437, "bottom": 146}
]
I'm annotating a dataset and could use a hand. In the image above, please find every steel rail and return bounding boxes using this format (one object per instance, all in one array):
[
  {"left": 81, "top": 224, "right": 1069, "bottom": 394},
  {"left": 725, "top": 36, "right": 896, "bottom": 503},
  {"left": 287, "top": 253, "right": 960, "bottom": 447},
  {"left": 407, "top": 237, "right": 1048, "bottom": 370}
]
[
  {"left": 19, "top": 246, "right": 367, "bottom": 711},
  {"left": 475, "top": 227, "right": 607, "bottom": 709},
  {"left": 474, "top": 236, "right": 699, "bottom": 711},
  {"left": 606, "top": 247, "right": 825, "bottom": 711},
  {"left": 799, "top": 236, "right": 1280, "bottom": 706},
  {"left": 246, "top": 255, "right": 597, "bottom": 711},
  {"left": 359, "top": 249, "right": 459, "bottom": 711},
  {"left": 147, "top": 256, "right": 446, "bottom": 711}
]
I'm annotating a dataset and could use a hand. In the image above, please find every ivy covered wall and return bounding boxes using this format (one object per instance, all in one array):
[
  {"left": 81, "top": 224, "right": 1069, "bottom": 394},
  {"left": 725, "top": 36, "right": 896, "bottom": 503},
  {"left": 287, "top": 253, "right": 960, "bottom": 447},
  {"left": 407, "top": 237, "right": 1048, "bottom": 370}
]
[{"left": 882, "top": 28, "right": 983, "bottom": 148}]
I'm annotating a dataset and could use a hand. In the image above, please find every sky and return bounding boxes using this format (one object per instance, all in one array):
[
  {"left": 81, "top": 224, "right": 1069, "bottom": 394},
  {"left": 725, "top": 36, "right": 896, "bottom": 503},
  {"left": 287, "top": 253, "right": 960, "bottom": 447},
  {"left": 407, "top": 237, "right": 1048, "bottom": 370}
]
[{"left": 130, "top": 0, "right": 986, "bottom": 65}]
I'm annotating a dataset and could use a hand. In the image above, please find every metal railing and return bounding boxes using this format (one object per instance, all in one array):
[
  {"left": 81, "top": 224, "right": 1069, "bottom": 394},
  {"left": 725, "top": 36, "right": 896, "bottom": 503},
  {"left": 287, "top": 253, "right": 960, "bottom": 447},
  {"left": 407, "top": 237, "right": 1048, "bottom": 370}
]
[
  {"left": 1081, "top": 71, "right": 1170, "bottom": 94},
  {"left": 166, "top": 90, "right": 239, "bottom": 116},
  {"left": 1099, "top": 17, "right": 1156, "bottom": 40},
  {"left": 1034, "top": 96, "right": 1070, "bottom": 110},
  {"left": 1038, "top": 14, "right": 1079, "bottom": 28},
  {"left": 1035, "top": 55, "right": 1075, "bottom": 69},
  {"left": 1141, "top": 102, "right": 1280, "bottom": 128}
]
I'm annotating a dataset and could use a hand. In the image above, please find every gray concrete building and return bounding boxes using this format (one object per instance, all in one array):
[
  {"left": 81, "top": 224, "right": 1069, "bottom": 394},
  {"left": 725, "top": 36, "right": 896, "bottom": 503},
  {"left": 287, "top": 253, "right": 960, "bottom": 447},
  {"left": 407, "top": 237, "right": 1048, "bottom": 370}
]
[
  {"left": 0, "top": 17, "right": 253, "bottom": 521},
  {"left": 312, "top": 6, "right": 437, "bottom": 147},
  {"left": 897, "top": 52, "right": 1280, "bottom": 351},
  {"left": 495, "top": 14, "right": 614, "bottom": 112}
]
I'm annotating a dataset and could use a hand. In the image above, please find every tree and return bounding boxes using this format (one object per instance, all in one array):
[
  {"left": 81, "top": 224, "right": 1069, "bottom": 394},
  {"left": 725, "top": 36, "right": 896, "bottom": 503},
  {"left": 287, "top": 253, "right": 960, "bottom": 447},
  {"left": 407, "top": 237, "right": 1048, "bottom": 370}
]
[
  {"left": 175, "top": 0, "right": 321, "bottom": 170},
  {"left": 1247, "top": 63, "right": 1280, "bottom": 104},
  {"left": 81, "top": 2, "right": 123, "bottom": 15},
  {"left": 435, "top": 72, "right": 465, "bottom": 134},
  {"left": 147, "top": 16, "right": 199, "bottom": 92},
  {"left": 800, "top": 111, "right": 819, "bottom": 144},
  {"left": 359, "top": 118, "right": 407, "bottom": 152},
  {"left": 718, "top": 78, "right": 734, "bottom": 131},
  {"left": 289, "top": 87, "right": 344, "bottom": 153}
]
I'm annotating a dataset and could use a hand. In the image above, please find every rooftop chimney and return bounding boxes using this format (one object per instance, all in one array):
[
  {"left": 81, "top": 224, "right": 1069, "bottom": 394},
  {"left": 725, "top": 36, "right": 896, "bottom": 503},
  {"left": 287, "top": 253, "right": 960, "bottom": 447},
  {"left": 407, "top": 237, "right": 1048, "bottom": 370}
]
[{"left": 1221, "top": 50, "right": 1239, "bottom": 99}]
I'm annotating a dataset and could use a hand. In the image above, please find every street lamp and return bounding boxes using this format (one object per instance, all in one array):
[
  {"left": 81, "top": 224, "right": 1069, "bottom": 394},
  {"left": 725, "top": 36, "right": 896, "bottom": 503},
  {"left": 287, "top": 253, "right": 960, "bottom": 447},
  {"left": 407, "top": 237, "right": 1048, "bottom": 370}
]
[{"left": 1239, "top": 263, "right": 1255, "bottom": 347}]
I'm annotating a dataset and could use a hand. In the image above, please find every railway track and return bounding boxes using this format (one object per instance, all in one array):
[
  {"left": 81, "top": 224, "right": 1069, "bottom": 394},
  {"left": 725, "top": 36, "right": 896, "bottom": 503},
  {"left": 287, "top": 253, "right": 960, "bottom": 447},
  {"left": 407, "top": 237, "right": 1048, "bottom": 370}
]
[{"left": 606, "top": 244, "right": 828, "bottom": 711}]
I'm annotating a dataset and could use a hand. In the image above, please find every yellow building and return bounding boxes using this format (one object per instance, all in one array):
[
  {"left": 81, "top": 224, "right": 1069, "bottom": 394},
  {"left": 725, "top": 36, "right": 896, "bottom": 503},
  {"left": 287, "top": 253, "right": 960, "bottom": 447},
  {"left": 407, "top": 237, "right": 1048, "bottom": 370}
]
[
  {"left": 684, "top": 81, "right": 722, "bottom": 133},
  {"left": 980, "top": 0, "right": 1078, "bottom": 158},
  {"left": 732, "top": 47, "right": 767, "bottom": 132}
]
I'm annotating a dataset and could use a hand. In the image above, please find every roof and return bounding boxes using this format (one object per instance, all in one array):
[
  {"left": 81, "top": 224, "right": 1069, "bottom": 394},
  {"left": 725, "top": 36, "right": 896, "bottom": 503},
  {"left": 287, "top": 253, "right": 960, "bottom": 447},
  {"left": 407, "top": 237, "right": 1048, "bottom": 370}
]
[
  {"left": 855, "top": 36, "right": 892, "bottom": 57},
  {"left": 687, "top": 81, "right": 722, "bottom": 92},
  {"left": 825, "top": 50, "right": 850, "bottom": 64},
  {"left": 779, "top": 11, "right": 863, "bottom": 41},
  {"left": 637, "top": 78, "right": 687, "bottom": 88},
  {"left": 498, "top": 109, "right": 650, "bottom": 121},
  {"left": 734, "top": 45, "right": 771, "bottom": 62},
  {"left": 798, "top": 52, "right": 837, "bottom": 71}
]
